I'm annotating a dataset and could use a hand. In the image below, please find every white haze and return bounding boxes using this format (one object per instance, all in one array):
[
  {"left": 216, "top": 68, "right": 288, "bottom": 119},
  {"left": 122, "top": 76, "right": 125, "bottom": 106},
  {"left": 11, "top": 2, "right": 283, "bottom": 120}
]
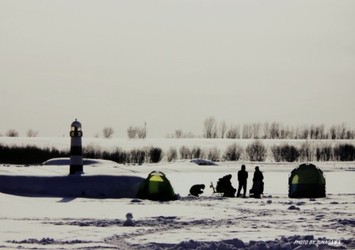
[{"left": 1, "top": 0, "right": 355, "bottom": 137}]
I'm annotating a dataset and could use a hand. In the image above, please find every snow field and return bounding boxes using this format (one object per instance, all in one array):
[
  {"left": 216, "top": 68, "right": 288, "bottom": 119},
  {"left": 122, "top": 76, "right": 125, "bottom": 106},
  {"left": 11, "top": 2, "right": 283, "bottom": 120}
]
[{"left": 0, "top": 160, "right": 354, "bottom": 249}]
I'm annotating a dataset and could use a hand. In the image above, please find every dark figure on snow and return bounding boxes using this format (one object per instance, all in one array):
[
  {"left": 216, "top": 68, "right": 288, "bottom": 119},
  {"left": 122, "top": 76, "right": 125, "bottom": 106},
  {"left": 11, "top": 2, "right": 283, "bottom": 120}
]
[
  {"left": 189, "top": 184, "right": 205, "bottom": 197},
  {"left": 216, "top": 174, "right": 236, "bottom": 197},
  {"left": 250, "top": 166, "right": 264, "bottom": 198},
  {"left": 237, "top": 165, "right": 248, "bottom": 198}
]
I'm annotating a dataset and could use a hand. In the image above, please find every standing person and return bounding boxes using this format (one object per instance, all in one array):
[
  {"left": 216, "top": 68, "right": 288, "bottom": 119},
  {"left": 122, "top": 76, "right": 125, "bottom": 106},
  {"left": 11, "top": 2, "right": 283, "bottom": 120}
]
[
  {"left": 237, "top": 165, "right": 248, "bottom": 198},
  {"left": 250, "top": 166, "right": 264, "bottom": 198}
]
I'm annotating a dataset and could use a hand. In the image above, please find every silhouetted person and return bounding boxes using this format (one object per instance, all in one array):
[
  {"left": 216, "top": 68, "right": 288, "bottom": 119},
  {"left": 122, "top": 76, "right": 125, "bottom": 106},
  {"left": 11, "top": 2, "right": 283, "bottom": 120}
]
[
  {"left": 189, "top": 184, "right": 205, "bottom": 197},
  {"left": 237, "top": 165, "right": 248, "bottom": 198},
  {"left": 250, "top": 166, "right": 264, "bottom": 198},
  {"left": 216, "top": 174, "right": 236, "bottom": 197}
]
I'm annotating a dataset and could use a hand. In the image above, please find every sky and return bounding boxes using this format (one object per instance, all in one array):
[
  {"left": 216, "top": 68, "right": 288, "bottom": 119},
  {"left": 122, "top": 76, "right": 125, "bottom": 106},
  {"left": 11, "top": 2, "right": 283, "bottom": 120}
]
[{"left": 1, "top": 0, "right": 355, "bottom": 138}]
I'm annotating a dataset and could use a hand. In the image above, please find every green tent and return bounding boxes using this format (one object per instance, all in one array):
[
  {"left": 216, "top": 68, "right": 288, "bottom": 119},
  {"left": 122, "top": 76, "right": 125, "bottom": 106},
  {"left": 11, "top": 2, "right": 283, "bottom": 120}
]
[
  {"left": 288, "top": 163, "right": 326, "bottom": 198},
  {"left": 137, "top": 171, "right": 177, "bottom": 201}
]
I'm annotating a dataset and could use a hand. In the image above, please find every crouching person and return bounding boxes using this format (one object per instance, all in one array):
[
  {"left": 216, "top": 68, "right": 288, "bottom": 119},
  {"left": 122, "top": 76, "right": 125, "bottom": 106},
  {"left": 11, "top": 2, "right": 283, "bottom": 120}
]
[
  {"left": 189, "top": 184, "right": 205, "bottom": 197},
  {"left": 216, "top": 174, "right": 236, "bottom": 197}
]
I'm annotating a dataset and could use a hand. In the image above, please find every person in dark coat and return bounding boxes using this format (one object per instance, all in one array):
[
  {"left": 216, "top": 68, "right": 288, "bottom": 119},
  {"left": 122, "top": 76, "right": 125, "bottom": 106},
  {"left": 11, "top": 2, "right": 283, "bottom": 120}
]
[
  {"left": 216, "top": 174, "right": 236, "bottom": 197},
  {"left": 237, "top": 165, "right": 248, "bottom": 198},
  {"left": 189, "top": 184, "right": 205, "bottom": 197},
  {"left": 250, "top": 166, "right": 264, "bottom": 198}
]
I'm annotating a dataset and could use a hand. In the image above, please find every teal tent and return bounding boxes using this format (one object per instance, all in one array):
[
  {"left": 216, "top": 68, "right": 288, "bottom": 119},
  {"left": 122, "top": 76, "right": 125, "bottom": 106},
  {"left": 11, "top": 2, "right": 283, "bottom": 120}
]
[
  {"left": 137, "top": 171, "right": 177, "bottom": 201},
  {"left": 289, "top": 163, "right": 326, "bottom": 198}
]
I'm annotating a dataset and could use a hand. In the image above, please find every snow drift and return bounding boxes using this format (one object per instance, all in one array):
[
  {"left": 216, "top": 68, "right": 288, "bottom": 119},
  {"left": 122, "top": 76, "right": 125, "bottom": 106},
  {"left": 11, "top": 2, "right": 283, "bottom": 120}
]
[
  {"left": 0, "top": 175, "right": 144, "bottom": 198},
  {"left": 0, "top": 157, "right": 145, "bottom": 198}
]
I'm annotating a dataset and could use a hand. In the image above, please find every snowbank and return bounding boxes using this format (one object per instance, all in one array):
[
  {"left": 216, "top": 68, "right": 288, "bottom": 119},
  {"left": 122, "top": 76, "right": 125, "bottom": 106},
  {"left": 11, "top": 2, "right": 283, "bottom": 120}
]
[{"left": 0, "top": 158, "right": 145, "bottom": 198}]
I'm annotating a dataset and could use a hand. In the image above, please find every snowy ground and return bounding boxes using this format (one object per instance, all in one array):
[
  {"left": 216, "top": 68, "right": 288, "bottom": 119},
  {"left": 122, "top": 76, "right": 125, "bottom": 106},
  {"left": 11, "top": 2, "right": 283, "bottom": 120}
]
[
  {"left": 0, "top": 137, "right": 354, "bottom": 249},
  {"left": 0, "top": 159, "right": 354, "bottom": 249}
]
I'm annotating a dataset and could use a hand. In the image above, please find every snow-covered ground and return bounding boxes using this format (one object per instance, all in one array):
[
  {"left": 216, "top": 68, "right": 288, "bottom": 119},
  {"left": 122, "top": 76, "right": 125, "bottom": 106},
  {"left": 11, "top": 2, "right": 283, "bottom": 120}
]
[{"left": 0, "top": 138, "right": 354, "bottom": 249}]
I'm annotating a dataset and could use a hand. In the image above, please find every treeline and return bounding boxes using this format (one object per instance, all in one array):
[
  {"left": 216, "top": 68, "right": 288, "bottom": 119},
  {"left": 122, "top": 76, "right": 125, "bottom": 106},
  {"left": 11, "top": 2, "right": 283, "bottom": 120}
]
[
  {"left": 83, "top": 145, "right": 162, "bottom": 165},
  {"left": 201, "top": 118, "right": 355, "bottom": 139},
  {"left": 1, "top": 141, "right": 355, "bottom": 165},
  {"left": 271, "top": 143, "right": 355, "bottom": 162},
  {"left": 0, "top": 144, "right": 68, "bottom": 165},
  {"left": 2, "top": 120, "right": 354, "bottom": 140},
  {"left": 0, "top": 144, "right": 163, "bottom": 165}
]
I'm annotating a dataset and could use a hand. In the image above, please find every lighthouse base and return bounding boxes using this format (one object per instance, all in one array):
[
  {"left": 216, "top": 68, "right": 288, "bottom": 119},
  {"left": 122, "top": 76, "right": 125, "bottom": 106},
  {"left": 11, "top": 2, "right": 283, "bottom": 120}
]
[{"left": 70, "top": 165, "right": 83, "bottom": 175}]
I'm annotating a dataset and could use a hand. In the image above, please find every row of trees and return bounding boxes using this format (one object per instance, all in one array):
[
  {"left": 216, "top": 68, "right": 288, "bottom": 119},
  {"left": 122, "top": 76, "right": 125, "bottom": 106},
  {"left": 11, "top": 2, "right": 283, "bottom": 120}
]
[
  {"left": 0, "top": 129, "right": 39, "bottom": 137},
  {"left": 167, "top": 141, "right": 355, "bottom": 162},
  {"left": 271, "top": 143, "right": 355, "bottom": 162},
  {"left": 0, "top": 126, "right": 147, "bottom": 139},
  {"left": 1, "top": 141, "right": 354, "bottom": 165},
  {"left": 202, "top": 117, "right": 355, "bottom": 140},
  {"left": 1, "top": 119, "right": 354, "bottom": 139}
]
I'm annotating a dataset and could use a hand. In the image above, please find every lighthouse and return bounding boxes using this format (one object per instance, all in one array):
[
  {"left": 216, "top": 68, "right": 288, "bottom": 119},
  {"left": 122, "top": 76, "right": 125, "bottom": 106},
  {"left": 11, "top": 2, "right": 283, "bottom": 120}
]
[{"left": 69, "top": 119, "right": 83, "bottom": 175}]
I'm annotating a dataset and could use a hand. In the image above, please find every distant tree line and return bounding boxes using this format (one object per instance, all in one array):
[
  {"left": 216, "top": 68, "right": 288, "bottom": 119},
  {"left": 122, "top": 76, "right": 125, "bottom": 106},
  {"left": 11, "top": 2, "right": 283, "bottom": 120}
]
[
  {"left": 1, "top": 119, "right": 354, "bottom": 139},
  {"left": 166, "top": 129, "right": 196, "bottom": 139},
  {"left": 271, "top": 142, "right": 355, "bottom": 162},
  {"left": 0, "top": 144, "right": 67, "bottom": 165},
  {"left": 202, "top": 117, "right": 355, "bottom": 140},
  {"left": 0, "top": 129, "right": 39, "bottom": 137},
  {"left": 1, "top": 140, "right": 355, "bottom": 165},
  {"left": 127, "top": 125, "right": 147, "bottom": 139}
]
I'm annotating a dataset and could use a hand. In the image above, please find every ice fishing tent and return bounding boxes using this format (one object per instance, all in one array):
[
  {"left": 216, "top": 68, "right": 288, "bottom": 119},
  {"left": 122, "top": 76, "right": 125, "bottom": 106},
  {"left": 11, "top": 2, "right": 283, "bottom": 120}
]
[
  {"left": 288, "top": 163, "right": 326, "bottom": 198},
  {"left": 137, "top": 171, "right": 177, "bottom": 201}
]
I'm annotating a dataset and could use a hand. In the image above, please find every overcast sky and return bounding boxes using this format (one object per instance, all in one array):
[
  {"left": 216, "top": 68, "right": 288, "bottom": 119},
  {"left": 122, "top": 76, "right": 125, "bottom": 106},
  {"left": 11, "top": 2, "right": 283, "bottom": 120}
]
[{"left": 1, "top": 0, "right": 354, "bottom": 137}]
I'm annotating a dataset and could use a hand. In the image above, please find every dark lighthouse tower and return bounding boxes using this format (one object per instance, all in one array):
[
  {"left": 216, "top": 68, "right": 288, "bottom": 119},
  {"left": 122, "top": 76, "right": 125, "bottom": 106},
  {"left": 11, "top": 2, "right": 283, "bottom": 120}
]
[{"left": 69, "top": 119, "right": 83, "bottom": 175}]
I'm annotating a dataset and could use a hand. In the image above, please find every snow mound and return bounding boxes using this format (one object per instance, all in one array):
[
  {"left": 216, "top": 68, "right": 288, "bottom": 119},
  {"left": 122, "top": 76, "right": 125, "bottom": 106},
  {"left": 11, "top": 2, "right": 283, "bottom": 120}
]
[
  {"left": 190, "top": 158, "right": 217, "bottom": 166},
  {"left": 42, "top": 157, "right": 117, "bottom": 166},
  {"left": 0, "top": 175, "right": 145, "bottom": 198}
]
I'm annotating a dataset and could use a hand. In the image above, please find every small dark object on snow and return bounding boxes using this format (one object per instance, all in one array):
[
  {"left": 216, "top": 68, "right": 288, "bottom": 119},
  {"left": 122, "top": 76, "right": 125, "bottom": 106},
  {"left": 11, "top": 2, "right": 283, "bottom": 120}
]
[
  {"left": 123, "top": 213, "right": 135, "bottom": 226},
  {"left": 288, "top": 205, "right": 300, "bottom": 211}
]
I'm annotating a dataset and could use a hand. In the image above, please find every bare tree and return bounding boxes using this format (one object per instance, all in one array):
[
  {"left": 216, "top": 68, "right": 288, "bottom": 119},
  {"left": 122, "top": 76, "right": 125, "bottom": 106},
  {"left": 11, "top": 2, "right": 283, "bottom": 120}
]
[
  {"left": 127, "top": 126, "right": 136, "bottom": 139},
  {"left": 203, "top": 117, "right": 217, "bottom": 138},
  {"left": 252, "top": 123, "right": 262, "bottom": 139},
  {"left": 167, "top": 129, "right": 195, "bottom": 138},
  {"left": 6, "top": 129, "right": 19, "bottom": 137},
  {"left": 175, "top": 129, "right": 183, "bottom": 138},
  {"left": 329, "top": 125, "right": 337, "bottom": 139},
  {"left": 223, "top": 143, "right": 243, "bottom": 161},
  {"left": 246, "top": 140, "right": 267, "bottom": 161},
  {"left": 166, "top": 147, "right": 178, "bottom": 162},
  {"left": 219, "top": 121, "right": 227, "bottom": 138},
  {"left": 127, "top": 125, "right": 146, "bottom": 139},
  {"left": 242, "top": 124, "right": 252, "bottom": 139},
  {"left": 226, "top": 125, "right": 240, "bottom": 139},
  {"left": 138, "top": 123, "right": 147, "bottom": 139},
  {"left": 269, "top": 122, "right": 280, "bottom": 139},
  {"left": 102, "top": 127, "right": 114, "bottom": 138},
  {"left": 26, "top": 129, "right": 39, "bottom": 137}
]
